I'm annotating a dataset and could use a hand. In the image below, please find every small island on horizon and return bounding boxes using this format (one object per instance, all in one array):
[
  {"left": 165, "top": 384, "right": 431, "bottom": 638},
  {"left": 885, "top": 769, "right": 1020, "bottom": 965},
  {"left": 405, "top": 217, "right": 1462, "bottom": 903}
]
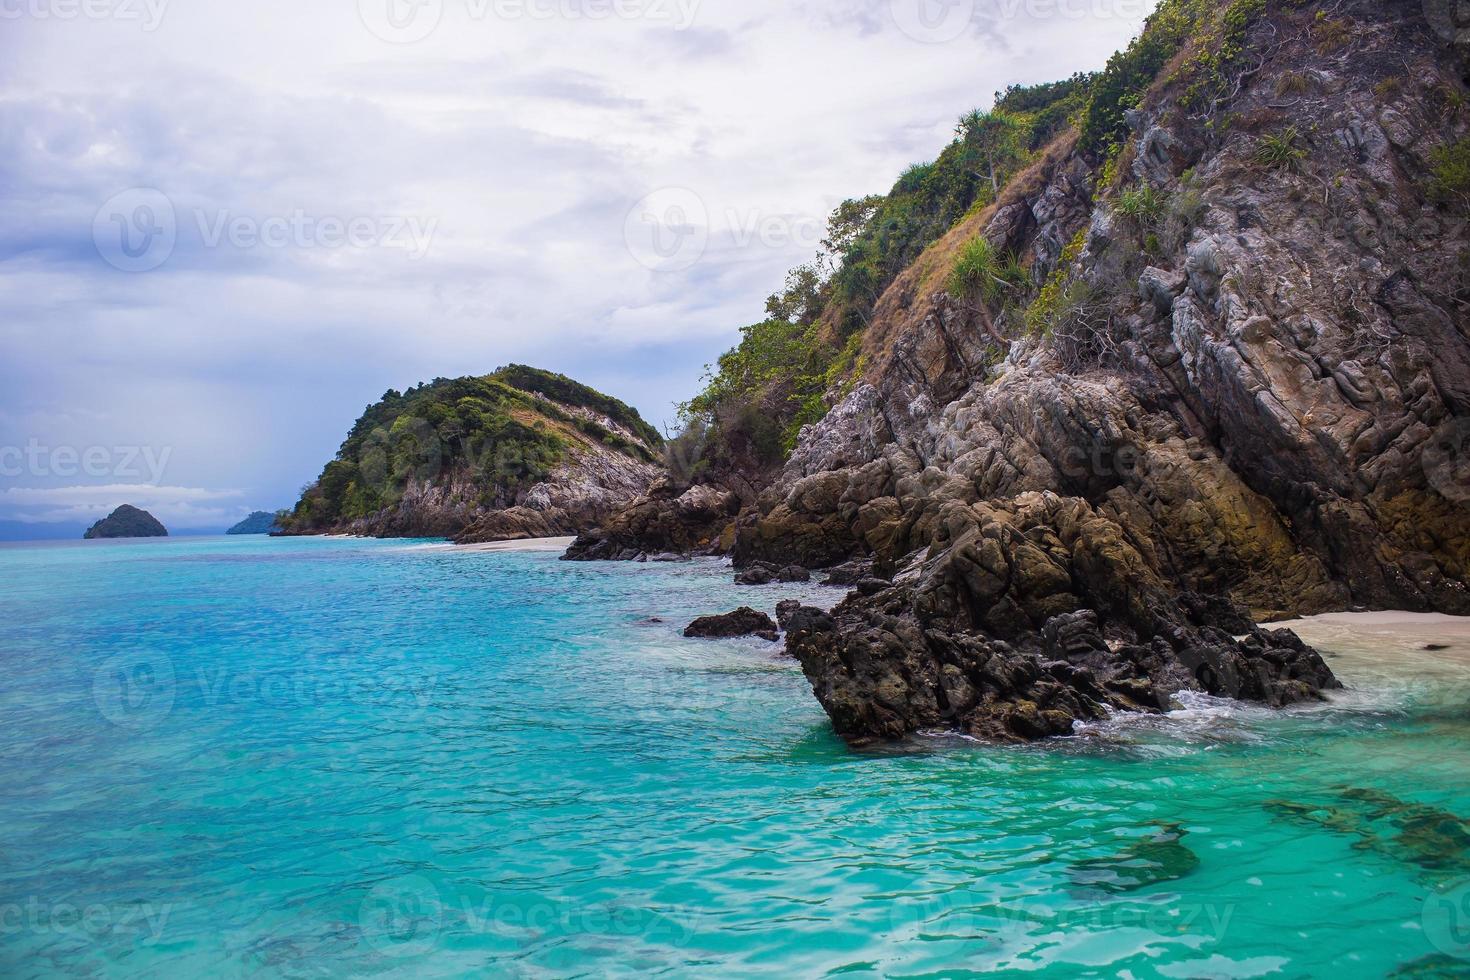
[
  {"left": 83, "top": 504, "right": 168, "bottom": 540},
  {"left": 227, "top": 511, "right": 283, "bottom": 535}
]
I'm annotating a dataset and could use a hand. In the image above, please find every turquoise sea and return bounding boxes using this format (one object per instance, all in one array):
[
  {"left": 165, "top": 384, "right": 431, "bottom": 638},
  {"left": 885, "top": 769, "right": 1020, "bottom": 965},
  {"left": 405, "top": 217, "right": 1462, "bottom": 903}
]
[{"left": 3, "top": 535, "right": 1470, "bottom": 978}]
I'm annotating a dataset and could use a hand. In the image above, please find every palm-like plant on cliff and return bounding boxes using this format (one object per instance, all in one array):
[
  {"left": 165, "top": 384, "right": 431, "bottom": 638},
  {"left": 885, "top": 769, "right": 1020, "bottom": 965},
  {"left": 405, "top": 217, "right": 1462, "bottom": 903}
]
[{"left": 947, "top": 237, "right": 1026, "bottom": 348}]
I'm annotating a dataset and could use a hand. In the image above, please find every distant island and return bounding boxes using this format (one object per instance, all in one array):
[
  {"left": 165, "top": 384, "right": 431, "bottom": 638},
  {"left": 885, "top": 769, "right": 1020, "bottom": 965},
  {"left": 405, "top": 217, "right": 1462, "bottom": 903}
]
[
  {"left": 227, "top": 511, "right": 282, "bottom": 535},
  {"left": 83, "top": 505, "right": 168, "bottom": 539}
]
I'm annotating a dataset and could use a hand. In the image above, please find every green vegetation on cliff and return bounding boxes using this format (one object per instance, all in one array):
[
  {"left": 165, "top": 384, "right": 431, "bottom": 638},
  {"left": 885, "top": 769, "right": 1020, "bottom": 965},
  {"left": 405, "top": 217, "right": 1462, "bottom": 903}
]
[
  {"left": 283, "top": 366, "right": 660, "bottom": 532},
  {"left": 826, "top": 75, "right": 1092, "bottom": 329},
  {"left": 677, "top": 77, "right": 1091, "bottom": 471},
  {"left": 678, "top": 0, "right": 1282, "bottom": 479},
  {"left": 493, "top": 364, "right": 662, "bottom": 447}
]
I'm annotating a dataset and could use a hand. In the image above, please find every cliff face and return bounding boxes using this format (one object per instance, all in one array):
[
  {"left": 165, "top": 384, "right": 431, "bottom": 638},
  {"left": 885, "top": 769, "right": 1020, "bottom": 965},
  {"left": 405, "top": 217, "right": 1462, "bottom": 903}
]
[
  {"left": 574, "top": 0, "right": 1470, "bottom": 741},
  {"left": 757, "top": 0, "right": 1469, "bottom": 611},
  {"left": 84, "top": 505, "right": 168, "bottom": 539},
  {"left": 282, "top": 366, "right": 664, "bottom": 542}
]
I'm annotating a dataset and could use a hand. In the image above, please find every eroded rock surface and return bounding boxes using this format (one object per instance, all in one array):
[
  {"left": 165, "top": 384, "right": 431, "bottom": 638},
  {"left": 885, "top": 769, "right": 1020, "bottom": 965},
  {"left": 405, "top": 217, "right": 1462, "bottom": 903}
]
[
  {"left": 684, "top": 607, "right": 780, "bottom": 642},
  {"left": 563, "top": 480, "right": 740, "bottom": 561},
  {"left": 782, "top": 492, "right": 1339, "bottom": 744}
]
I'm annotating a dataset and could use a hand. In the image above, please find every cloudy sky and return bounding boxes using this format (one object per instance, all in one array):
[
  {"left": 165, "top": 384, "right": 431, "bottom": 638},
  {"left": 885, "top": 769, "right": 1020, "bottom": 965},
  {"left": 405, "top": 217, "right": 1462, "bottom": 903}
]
[{"left": 0, "top": 0, "right": 1154, "bottom": 535}]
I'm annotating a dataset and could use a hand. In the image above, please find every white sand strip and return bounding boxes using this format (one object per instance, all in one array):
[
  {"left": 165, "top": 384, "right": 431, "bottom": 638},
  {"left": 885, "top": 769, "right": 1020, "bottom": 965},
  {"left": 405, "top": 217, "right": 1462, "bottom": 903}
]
[
  {"left": 1268, "top": 611, "right": 1470, "bottom": 673},
  {"left": 452, "top": 536, "right": 577, "bottom": 553}
]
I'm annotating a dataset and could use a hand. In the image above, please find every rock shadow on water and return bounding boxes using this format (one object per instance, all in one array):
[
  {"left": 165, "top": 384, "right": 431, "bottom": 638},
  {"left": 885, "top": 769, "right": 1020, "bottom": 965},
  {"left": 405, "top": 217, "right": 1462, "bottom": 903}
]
[
  {"left": 1066, "top": 822, "right": 1201, "bottom": 896},
  {"left": 1390, "top": 953, "right": 1470, "bottom": 979},
  {"left": 1264, "top": 786, "right": 1470, "bottom": 876}
]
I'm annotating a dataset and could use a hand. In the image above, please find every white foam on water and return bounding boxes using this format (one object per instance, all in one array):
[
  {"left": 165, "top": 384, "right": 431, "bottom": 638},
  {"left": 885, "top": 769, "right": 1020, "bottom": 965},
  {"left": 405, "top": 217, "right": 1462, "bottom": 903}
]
[{"left": 1068, "top": 613, "right": 1470, "bottom": 751}]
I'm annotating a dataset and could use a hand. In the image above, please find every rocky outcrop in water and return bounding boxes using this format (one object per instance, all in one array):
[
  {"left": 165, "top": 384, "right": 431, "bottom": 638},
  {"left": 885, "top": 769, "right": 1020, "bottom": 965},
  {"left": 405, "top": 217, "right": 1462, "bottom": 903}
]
[
  {"left": 684, "top": 607, "right": 780, "bottom": 642},
  {"left": 782, "top": 491, "right": 1339, "bottom": 744},
  {"left": 84, "top": 505, "right": 168, "bottom": 539}
]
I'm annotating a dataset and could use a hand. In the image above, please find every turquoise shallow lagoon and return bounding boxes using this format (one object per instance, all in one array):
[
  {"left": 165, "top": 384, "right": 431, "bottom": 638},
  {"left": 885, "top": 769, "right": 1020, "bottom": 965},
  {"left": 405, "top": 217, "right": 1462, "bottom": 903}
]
[{"left": 3, "top": 535, "right": 1470, "bottom": 978}]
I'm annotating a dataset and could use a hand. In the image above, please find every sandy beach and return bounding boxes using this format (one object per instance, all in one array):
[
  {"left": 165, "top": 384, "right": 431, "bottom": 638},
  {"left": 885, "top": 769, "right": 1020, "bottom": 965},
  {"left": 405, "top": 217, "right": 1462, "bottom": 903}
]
[
  {"left": 452, "top": 536, "right": 577, "bottom": 554},
  {"left": 1270, "top": 610, "right": 1470, "bottom": 672}
]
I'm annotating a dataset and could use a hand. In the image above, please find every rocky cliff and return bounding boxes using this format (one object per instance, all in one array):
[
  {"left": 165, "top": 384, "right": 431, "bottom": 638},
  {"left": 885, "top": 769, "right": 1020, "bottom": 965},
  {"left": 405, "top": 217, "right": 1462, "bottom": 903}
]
[
  {"left": 84, "top": 504, "right": 168, "bottom": 539},
  {"left": 280, "top": 366, "right": 663, "bottom": 542},
  {"left": 570, "top": 0, "right": 1470, "bottom": 742}
]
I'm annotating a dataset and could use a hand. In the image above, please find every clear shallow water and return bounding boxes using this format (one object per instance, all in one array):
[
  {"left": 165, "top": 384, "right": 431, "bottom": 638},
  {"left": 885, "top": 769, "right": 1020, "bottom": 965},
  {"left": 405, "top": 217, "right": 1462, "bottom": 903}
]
[{"left": 2, "top": 536, "right": 1469, "bottom": 978}]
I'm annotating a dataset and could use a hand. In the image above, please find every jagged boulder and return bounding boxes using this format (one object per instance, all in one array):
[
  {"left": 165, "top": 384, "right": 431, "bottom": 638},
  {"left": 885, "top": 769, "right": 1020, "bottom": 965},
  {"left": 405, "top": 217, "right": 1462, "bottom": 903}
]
[
  {"left": 684, "top": 608, "right": 780, "bottom": 642},
  {"left": 734, "top": 561, "right": 812, "bottom": 585},
  {"left": 785, "top": 494, "right": 1340, "bottom": 744},
  {"left": 563, "top": 481, "right": 740, "bottom": 561}
]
